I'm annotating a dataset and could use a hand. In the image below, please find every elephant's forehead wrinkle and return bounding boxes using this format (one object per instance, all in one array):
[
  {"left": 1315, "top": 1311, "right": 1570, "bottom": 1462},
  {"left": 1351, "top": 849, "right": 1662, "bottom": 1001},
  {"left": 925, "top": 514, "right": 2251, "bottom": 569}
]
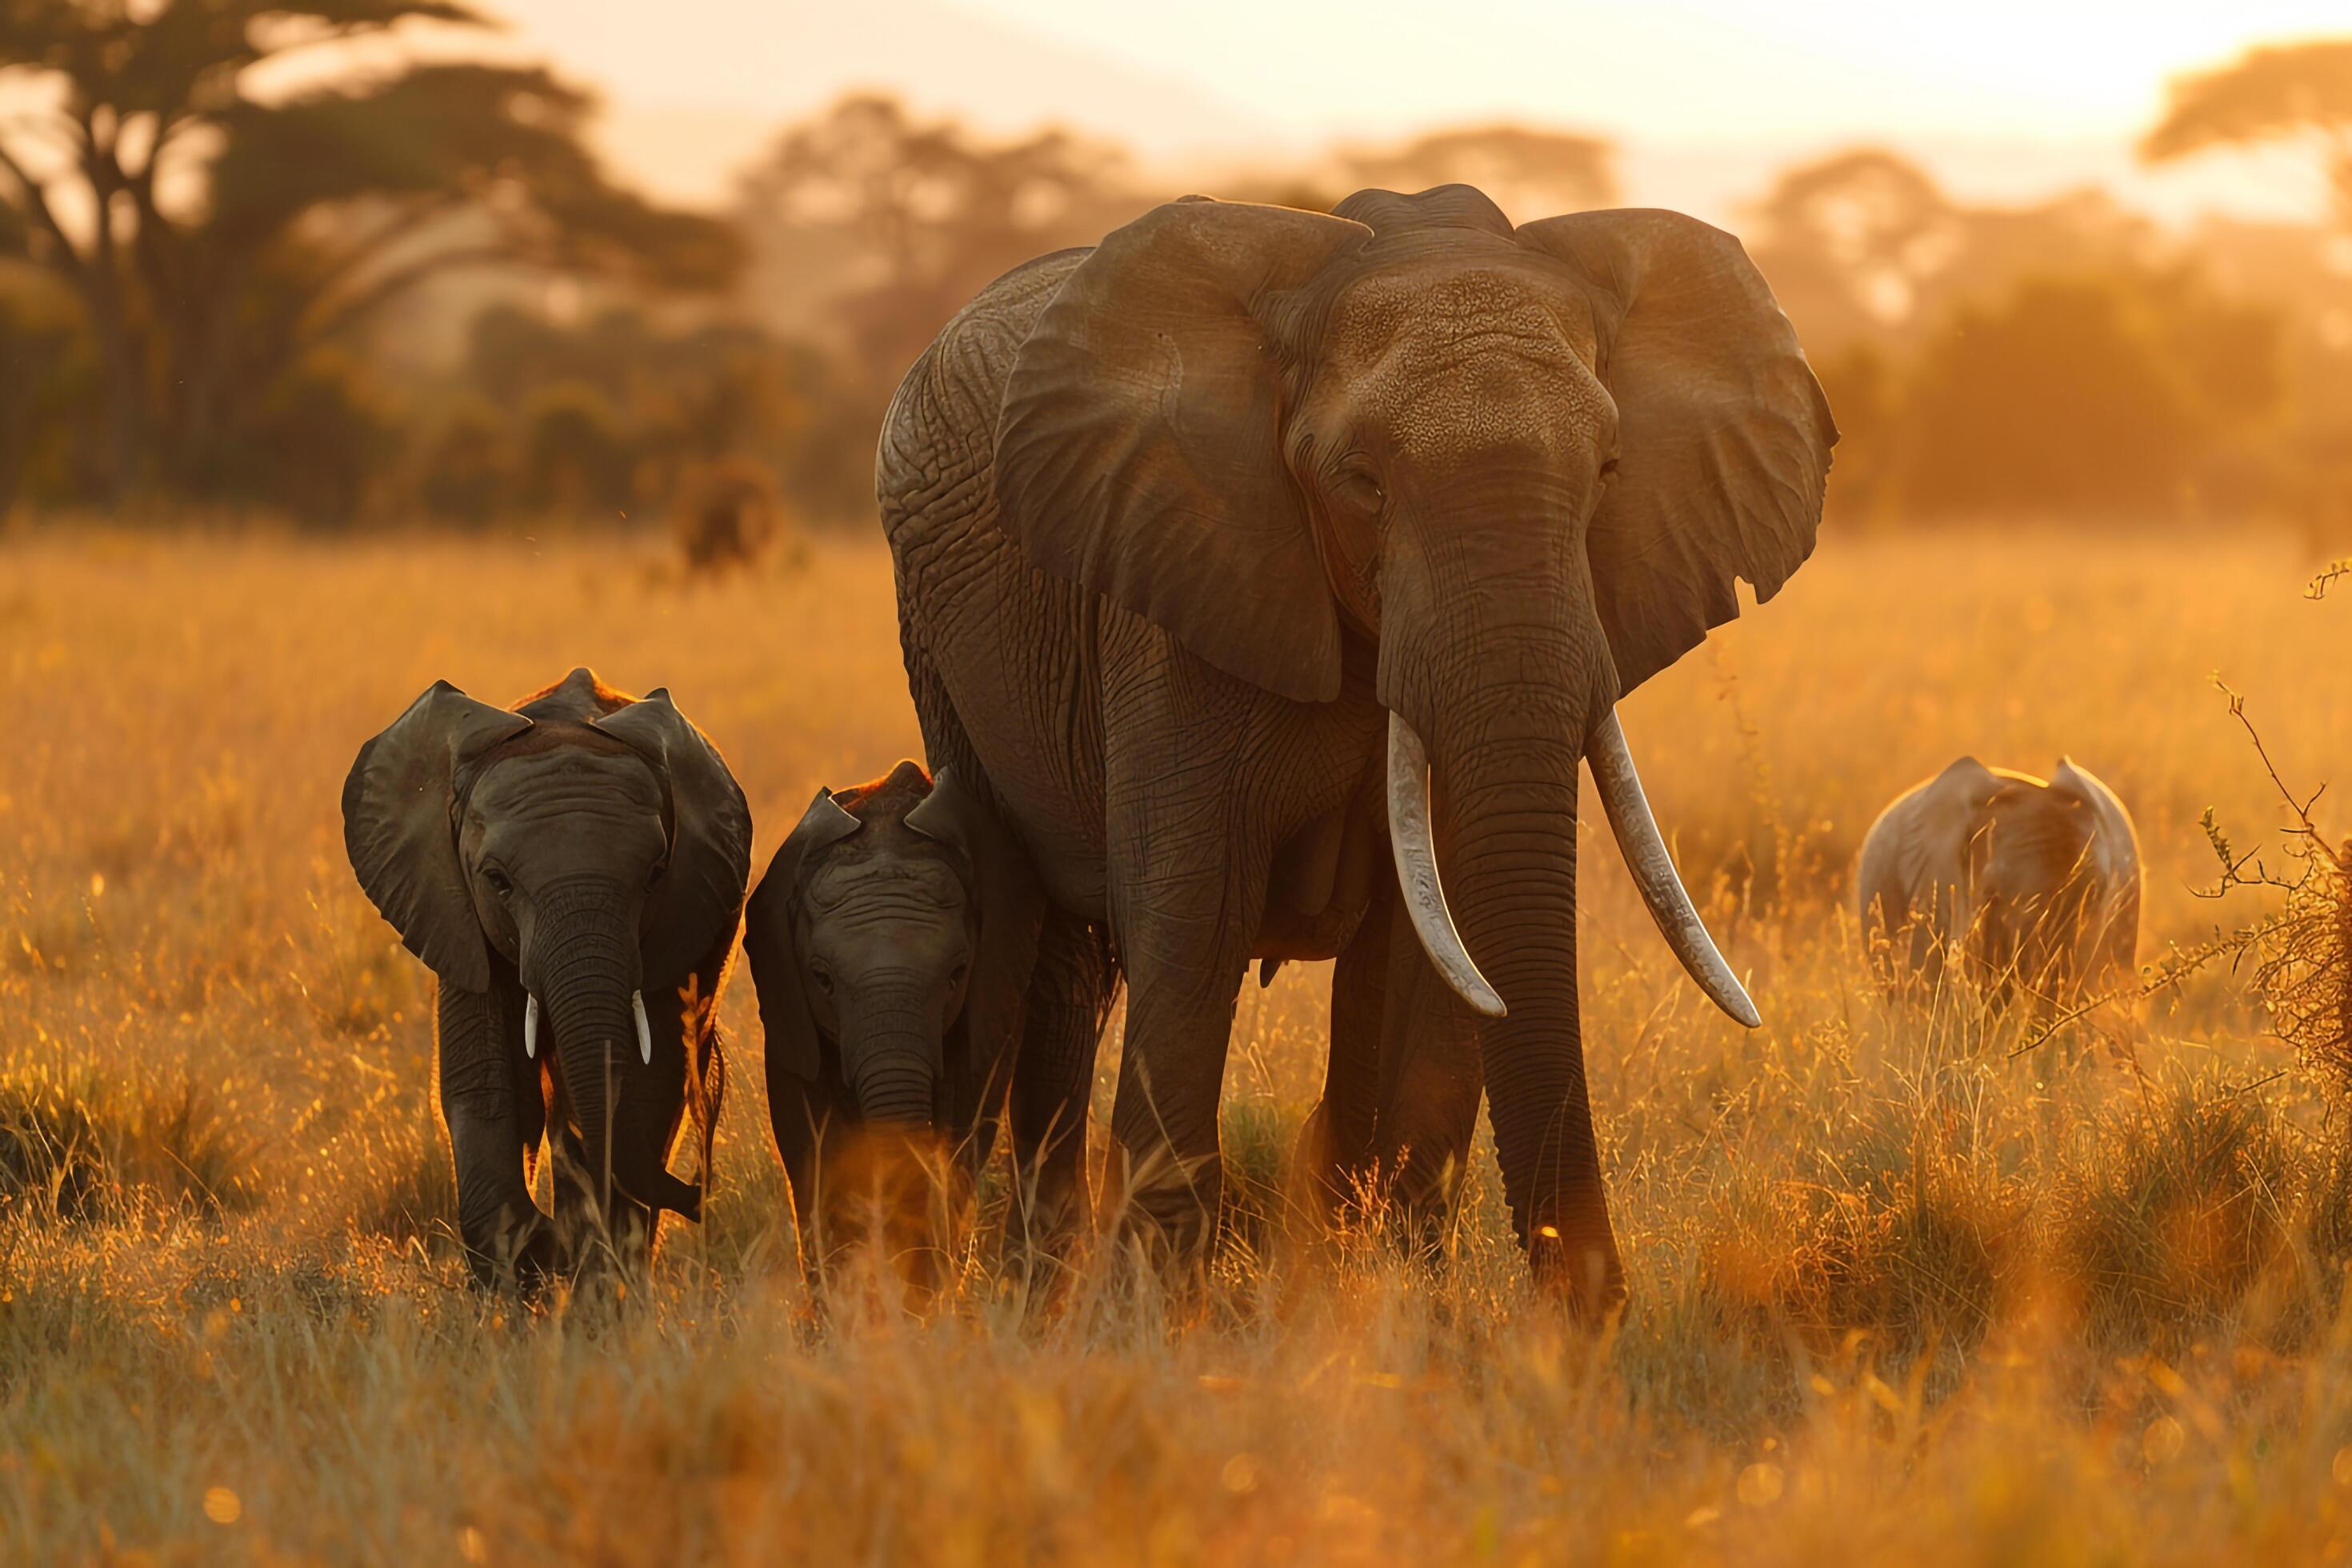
[
  {"left": 807, "top": 858, "right": 963, "bottom": 914},
  {"left": 1324, "top": 270, "right": 1608, "bottom": 465},
  {"left": 471, "top": 750, "right": 662, "bottom": 817}
]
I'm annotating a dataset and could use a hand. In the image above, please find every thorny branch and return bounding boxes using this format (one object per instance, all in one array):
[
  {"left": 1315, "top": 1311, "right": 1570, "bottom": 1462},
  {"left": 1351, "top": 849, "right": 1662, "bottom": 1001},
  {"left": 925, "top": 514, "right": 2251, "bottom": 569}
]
[{"left": 2016, "top": 677, "right": 2347, "bottom": 1064}]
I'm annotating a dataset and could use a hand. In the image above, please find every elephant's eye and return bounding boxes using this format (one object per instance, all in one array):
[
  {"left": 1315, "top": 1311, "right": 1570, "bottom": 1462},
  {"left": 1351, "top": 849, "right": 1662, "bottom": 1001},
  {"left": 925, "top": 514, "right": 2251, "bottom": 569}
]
[
  {"left": 950, "top": 962, "right": 970, "bottom": 990},
  {"left": 1599, "top": 454, "right": 1622, "bottom": 484},
  {"left": 645, "top": 860, "right": 667, "bottom": 891},
  {"left": 1332, "top": 465, "right": 1384, "bottom": 512},
  {"left": 484, "top": 867, "right": 514, "bottom": 898},
  {"left": 810, "top": 964, "right": 834, "bottom": 997}
]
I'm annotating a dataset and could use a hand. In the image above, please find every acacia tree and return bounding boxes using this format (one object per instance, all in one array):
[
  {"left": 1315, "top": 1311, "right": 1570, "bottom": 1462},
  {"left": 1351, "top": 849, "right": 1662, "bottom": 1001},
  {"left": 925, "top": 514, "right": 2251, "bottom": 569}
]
[
  {"left": 736, "top": 94, "right": 1135, "bottom": 392},
  {"left": 0, "top": 1, "right": 738, "bottom": 507},
  {"left": 2143, "top": 38, "right": 2352, "bottom": 227}
]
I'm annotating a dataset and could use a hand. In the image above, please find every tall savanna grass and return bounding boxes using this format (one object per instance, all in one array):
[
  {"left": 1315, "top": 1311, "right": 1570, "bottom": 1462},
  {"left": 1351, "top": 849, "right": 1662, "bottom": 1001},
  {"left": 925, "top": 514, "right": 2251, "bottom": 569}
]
[{"left": 3, "top": 523, "right": 2350, "bottom": 1562}]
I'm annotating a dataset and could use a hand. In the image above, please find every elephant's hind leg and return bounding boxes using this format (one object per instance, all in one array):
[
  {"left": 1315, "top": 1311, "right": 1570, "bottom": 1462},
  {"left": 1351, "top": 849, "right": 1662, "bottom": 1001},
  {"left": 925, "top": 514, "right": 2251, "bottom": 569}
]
[{"left": 1009, "top": 908, "right": 1118, "bottom": 1263}]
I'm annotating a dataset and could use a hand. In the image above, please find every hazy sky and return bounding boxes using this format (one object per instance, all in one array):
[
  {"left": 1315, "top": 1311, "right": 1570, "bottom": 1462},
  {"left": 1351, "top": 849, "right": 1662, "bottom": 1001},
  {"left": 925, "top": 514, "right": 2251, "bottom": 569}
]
[{"left": 441, "top": 0, "right": 2346, "bottom": 222}]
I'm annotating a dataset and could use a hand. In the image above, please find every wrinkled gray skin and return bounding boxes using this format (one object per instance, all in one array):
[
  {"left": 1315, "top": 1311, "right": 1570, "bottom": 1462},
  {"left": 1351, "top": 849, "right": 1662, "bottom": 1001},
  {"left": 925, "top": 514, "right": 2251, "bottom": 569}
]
[
  {"left": 1857, "top": 756, "right": 2141, "bottom": 1007},
  {"left": 878, "top": 184, "right": 1834, "bottom": 1312},
  {"left": 343, "top": 668, "right": 750, "bottom": 1289},
  {"left": 746, "top": 761, "right": 1094, "bottom": 1270}
]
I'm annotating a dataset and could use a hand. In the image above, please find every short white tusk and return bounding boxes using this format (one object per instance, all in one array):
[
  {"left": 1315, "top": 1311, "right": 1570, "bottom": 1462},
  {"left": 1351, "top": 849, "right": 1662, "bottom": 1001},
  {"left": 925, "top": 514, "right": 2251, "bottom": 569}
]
[
  {"left": 523, "top": 994, "right": 539, "bottom": 1059},
  {"left": 1386, "top": 711, "right": 1507, "bottom": 1019},
  {"left": 1585, "top": 710, "right": 1762, "bottom": 1029},
  {"left": 632, "top": 990, "right": 654, "bottom": 1065}
]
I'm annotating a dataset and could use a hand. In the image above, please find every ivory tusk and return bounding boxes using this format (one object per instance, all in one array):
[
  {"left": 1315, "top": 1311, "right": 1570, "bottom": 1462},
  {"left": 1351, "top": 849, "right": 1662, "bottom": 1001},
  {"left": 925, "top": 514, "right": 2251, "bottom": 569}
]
[
  {"left": 523, "top": 994, "right": 538, "bottom": 1060},
  {"left": 632, "top": 990, "right": 654, "bottom": 1066},
  {"left": 1386, "top": 712, "right": 1507, "bottom": 1019},
  {"left": 1586, "top": 710, "right": 1762, "bottom": 1029}
]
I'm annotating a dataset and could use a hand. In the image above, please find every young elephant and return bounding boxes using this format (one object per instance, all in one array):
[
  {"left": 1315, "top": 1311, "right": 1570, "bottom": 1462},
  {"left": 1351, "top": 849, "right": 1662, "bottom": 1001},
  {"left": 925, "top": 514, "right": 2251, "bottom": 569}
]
[
  {"left": 343, "top": 667, "right": 751, "bottom": 1287},
  {"left": 1857, "top": 756, "right": 2140, "bottom": 1006},
  {"left": 744, "top": 762, "right": 1093, "bottom": 1272}
]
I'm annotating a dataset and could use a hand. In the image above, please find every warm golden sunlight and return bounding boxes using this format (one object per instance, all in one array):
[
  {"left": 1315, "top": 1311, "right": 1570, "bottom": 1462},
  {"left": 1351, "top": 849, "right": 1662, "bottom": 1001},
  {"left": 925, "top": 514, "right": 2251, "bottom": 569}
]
[{"left": 5, "top": 3, "right": 2352, "bottom": 1562}]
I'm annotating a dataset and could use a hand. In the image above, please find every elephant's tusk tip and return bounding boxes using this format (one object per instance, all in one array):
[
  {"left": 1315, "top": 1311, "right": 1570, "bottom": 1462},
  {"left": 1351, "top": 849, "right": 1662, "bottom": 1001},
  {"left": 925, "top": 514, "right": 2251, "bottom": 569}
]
[{"left": 631, "top": 990, "right": 654, "bottom": 1066}]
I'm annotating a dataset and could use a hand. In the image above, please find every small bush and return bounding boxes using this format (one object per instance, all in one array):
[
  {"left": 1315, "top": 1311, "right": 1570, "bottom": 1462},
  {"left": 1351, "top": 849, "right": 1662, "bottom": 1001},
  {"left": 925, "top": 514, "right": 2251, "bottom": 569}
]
[
  {"left": 2062, "top": 1088, "right": 2300, "bottom": 1350},
  {"left": 0, "top": 1066, "right": 258, "bottom": 1225}
]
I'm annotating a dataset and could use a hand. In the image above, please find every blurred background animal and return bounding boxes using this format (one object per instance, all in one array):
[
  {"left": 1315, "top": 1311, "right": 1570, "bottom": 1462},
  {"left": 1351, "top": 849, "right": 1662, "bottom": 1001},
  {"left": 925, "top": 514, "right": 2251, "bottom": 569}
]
[
  {"left": 1857, "top": 756, "right": 2140, "bottom": 1008},
  {"left": 343, "top": 668, "right": 751, "bottom": 1288},
  {"left": 745, "top": 762, "right": 1103, "bottom": 1284},
  {"left": 672, "top": 456, "right": 788, "bottom": 578}
]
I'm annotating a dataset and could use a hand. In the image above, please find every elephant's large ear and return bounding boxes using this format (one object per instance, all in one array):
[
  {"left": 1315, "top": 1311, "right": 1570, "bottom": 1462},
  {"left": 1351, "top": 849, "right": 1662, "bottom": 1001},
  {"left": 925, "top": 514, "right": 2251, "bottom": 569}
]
[
  {"left": 905, "top": 767, "right": 1045, "bottom": 1118},
  {"left": 342, "top": 682, "right": 532, "bottom": 994},
  {"left": 2050, "top": 758, "right": 2142, "bottom": 891},
  {"left": 1518, "top": 210, "right": 1838, "bottom": 694},
  {"left": 995, "top": 198, "right": 1373, "bottom": 703},
  {"left": 1913, "top": 755, "right": 2005, "bottom": 890},
  {"left": 743, "top": 790, "right": 862, "bottom": 1083},
  {"left": 594, "top": 690, "right": 754, "bottom": 988}
]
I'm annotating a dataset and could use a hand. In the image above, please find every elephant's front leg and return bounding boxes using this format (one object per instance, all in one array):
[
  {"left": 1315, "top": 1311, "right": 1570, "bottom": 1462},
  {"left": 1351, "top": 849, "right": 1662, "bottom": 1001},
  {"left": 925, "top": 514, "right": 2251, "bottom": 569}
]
[
  {"left": 1303, "top": 871, "right": 1482, "bottom": 1245},
  {"left": 436, "top": 980, "right": 558, "bottom": 1290},
  {"left": 547, "top": 1027, "right": 690, "bottom": 1282},
  {"left": 1368, "top": 891, "right": 1485, "bottom": 1246},
  {"left": 1298, "top": 874, "right": 1391, "bottom": 1222},
  {"left": 1099, "top": 645, "right": 1274, "bottom": 1268},
  {"left": 1009, "top": 909, "right": 1118, "bottom": 1262},
  {"left": 770, "top": 1068, "right": 844, "bottom": 1282}
]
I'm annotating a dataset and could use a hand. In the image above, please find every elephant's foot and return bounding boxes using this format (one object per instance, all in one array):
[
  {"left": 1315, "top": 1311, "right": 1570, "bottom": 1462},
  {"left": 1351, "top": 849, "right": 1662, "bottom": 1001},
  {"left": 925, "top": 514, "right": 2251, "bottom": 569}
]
[
  {"left": 463, "top": 1199, "right": 562, "bottom": 1294},
  {"left": 1103, "top": 1138, "right": 1220, "bottom": 1284},
  {"left": 1524, "top": 1211, "right": 1626, "bottom": 1326},
  {"left": 563, "top": 1201, "right": 657, "bottom": 1294}
]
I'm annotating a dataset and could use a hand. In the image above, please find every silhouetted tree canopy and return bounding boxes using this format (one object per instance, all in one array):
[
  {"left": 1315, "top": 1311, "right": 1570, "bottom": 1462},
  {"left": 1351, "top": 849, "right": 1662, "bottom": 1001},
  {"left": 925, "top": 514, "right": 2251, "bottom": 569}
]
[
  {"left": 0, "top": 0, "right": 739, "bottom": 514},
  {"left": 1898, "top": 269, "right": 2282, "bottom": 518},
  {"left": 737, "top": 94, "right": 1137, "bottom": 391},
  {"left": 2142, "top": 38, "right": 2352, "bottom": 226}
]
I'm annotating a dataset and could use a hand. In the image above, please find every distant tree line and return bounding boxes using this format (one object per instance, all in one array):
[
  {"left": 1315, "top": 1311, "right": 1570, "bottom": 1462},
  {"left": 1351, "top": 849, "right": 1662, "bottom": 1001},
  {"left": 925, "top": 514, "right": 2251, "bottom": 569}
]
[{"left": 3, "top": 12, "right": 2349, "bottom": 539}]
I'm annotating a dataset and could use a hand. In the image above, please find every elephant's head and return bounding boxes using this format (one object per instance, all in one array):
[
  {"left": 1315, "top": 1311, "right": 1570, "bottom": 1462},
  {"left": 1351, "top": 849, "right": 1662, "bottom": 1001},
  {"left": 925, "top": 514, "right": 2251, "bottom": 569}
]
[
  {"left": 746, "top": 762, "right": 1044, "bottom": 1135},
  {"left": 343, "top": 667, "right": 751, "bottom": 1225},
  {"left": 992, "top": 186, "right": 1834, "bottom": 1275}
]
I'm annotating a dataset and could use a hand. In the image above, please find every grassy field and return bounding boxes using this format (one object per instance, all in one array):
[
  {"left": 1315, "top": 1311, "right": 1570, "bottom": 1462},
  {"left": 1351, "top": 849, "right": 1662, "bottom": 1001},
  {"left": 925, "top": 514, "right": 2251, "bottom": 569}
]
[{"left": 4, "top": 523, "right": 2351, "bottom": 1563}]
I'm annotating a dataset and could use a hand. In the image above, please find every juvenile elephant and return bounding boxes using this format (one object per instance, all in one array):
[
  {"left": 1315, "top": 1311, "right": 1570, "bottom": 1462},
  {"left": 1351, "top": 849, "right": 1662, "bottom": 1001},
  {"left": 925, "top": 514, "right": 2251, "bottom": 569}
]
[
  {"left": 343, "top": 667, "right": 751, "bottom": 1287},
  {"left": 1857, "top": 756, "right": 2141, "bottom": 1006},
  {"left": 745, "top": 762, "right": 1099, "bottom": 1270},
  {"left": 878, "top": 182, "right": 1835, "bottom": 1310}
]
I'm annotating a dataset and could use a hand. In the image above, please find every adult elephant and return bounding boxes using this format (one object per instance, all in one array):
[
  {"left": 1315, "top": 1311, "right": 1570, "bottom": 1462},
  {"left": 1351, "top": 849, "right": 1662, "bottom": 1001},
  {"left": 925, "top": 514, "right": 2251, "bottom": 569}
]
[{"left": 878, "top": 184, "right": 1834, "bottom": 1310}]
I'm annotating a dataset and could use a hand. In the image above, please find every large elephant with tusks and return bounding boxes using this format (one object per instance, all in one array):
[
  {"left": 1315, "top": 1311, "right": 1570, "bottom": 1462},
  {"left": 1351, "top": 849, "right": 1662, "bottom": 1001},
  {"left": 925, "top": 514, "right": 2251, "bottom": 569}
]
[{"left": 877, "top": 184, "right": 1835, "bottom": 1313}]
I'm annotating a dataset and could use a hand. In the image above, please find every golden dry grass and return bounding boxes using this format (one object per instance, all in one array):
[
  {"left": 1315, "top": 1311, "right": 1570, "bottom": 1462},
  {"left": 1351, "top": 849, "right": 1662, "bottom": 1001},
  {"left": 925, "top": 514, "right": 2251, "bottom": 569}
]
[{"left": 4, "top": 523, "right": 2352, "bottom": 1564}]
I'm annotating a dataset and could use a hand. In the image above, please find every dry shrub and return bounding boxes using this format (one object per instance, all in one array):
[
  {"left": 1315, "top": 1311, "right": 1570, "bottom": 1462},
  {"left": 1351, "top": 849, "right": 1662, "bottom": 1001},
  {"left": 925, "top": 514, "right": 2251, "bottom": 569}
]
[
  {"left": 0, "top": 1064, "right": 258, "bottom": 1224},
  {"left": 2062, "top": 1088, "right": 2302, "bottom": 1351},
  {"left": 1690, "top": 1128, "right": 2025, "bottom": 1366},
  {"left": 2256, "top": 837, "right": 2352, "bottom": 1090}
]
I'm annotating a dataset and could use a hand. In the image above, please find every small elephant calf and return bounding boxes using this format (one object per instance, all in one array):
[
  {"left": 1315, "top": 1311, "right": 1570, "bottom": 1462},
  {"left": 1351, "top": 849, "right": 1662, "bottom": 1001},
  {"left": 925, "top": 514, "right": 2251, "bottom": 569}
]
[
  {"left": 745, "top": 762, "right": 1097, "bottom": 1275},
  {"left": 343, "top": 667, "right": 750, "bottom": 1287},
  {"left": 1857, "top": 755, "right": 2141, "bottom": 1006}
]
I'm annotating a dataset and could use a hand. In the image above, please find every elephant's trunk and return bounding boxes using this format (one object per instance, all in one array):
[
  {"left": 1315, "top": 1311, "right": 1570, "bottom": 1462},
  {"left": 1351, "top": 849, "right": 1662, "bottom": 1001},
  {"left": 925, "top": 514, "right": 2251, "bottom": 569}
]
[
  {"left": 839, "top": 984, "right": 942, "bottom": 1129},
  {"left": 1374, "top": 497, "right": 1630, "bottom": 1310},
  {"left": 1422, "top": 647, "right": 1620, "bottom": 1306},
  {"left": 526, "top": 880, "right": 645, "bottom": 1213}
]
